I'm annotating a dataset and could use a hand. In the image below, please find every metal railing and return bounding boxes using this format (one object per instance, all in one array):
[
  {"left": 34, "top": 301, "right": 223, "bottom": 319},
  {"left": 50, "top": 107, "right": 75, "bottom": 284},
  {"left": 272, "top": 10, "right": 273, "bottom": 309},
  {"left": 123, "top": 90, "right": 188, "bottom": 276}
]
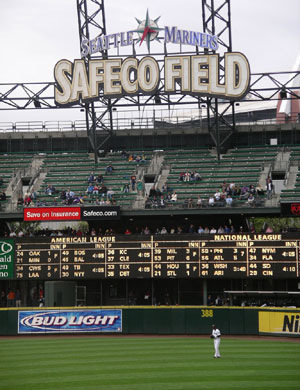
[{"left": 0, "top": 109, "right": 299, "bottom": 134}]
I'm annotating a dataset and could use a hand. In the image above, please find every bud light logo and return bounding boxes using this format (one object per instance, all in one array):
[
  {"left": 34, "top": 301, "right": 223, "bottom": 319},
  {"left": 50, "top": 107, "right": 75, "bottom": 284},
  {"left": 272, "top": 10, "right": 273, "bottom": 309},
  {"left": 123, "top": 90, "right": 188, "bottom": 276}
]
[{"left": 18, "top": 310, "right": 122, "bottom": 334}]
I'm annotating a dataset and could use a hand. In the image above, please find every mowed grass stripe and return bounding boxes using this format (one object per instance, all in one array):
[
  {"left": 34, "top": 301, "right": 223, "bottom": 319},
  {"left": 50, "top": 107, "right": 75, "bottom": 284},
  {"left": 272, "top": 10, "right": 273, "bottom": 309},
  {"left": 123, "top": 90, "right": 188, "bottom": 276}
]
[{"left": 0, "top": 337, "right": 299, "bottom": 390}]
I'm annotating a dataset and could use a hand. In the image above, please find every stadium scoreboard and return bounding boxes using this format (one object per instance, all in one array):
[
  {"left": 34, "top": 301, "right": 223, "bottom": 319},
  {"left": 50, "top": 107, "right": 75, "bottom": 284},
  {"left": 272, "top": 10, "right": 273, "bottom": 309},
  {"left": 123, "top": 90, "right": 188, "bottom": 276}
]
[{"left": 5, "top": 234, "right": 299, "bottom": 280}]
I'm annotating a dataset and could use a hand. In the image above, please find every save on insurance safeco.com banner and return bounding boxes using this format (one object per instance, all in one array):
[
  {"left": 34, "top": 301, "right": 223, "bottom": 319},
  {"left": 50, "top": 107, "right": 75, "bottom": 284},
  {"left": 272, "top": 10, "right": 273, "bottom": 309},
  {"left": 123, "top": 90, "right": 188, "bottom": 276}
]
[{"left": 18, "top": 309, "right": 122, "bottom": 334}]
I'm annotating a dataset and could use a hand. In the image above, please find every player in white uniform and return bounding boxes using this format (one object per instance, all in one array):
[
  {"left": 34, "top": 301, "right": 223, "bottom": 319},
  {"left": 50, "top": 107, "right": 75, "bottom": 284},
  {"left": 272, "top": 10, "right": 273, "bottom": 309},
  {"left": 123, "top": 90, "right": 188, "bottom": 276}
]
[{"left": 211, "top": 324, "right": 221, "bottom": 358}]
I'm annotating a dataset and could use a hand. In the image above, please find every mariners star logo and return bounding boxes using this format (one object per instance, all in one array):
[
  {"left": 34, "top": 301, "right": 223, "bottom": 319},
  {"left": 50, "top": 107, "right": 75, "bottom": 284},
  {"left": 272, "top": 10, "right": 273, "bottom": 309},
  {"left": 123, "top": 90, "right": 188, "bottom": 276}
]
[{"left": 134, "top": 9, "right": 164, "bottom": 51}]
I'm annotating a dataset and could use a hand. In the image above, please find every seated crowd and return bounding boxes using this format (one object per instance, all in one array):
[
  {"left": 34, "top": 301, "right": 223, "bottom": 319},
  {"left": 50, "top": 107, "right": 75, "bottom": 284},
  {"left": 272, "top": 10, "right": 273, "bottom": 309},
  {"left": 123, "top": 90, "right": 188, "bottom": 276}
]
[
  {"left": 5, "top": 222, "right": 283, "bottom": 238},
  {"left": 18, "top": 167, "right": 131, "bottom": 207},
  {"left": 145, "top": 184, "right": 178, "bottom": 208},
  {"left": 178, "top": 171, "right": 202, "bottom": 182},
  {"left": 145, "top": 180, "right": 265, "bottom": 209}
]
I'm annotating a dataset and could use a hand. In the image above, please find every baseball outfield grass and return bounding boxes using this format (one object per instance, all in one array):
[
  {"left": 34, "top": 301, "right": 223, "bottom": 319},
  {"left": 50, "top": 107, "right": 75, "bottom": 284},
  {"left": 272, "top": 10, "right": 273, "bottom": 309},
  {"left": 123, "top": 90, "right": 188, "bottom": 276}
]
[{"left": 0, "top": 336, "right": 299, "bottom": 390}]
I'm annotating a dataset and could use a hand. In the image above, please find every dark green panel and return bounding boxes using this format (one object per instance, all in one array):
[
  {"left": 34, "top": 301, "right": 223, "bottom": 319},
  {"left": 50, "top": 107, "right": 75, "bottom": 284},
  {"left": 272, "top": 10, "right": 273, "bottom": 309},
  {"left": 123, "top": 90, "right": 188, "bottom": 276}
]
[
  {"left": 210, "top": 309, "right": 230, "bottom": 334},
  {"left": 170, "top": 309, "right": 186, "bottom": 334},
  {"left": 228, "top": 309, "right": 245, "bottom": 334},
  {"left": 7, "top": 310, "right": 18, "bottom": 335},
  {"left": 124, "top": 308, "right": 145, "bottom": 334},
  {"left": 244, "top": 308, "right": 259, "bottom": 335},
  {"left": 142, "top": 309, "right": 172, "bottom": 334},
  {"left": 185, "top": 309, "right": 207, "bottom": 334},
  {"left": 0, "top": 310, "right": 8, "bottom": 334}
]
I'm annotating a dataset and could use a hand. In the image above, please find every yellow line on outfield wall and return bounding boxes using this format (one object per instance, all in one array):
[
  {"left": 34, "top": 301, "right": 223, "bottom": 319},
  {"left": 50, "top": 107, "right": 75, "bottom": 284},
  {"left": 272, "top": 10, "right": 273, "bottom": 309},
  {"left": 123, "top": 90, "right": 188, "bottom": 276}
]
[{"left": 0, "top": 305, "right": 299, "bottom": 311}]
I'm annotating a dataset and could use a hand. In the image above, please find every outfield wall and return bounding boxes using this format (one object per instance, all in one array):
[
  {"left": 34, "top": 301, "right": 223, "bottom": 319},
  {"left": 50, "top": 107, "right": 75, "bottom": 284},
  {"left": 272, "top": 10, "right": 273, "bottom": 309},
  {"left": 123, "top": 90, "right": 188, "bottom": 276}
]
[{"left": 0, "top": 307, "right": 299, "bottom": 337}]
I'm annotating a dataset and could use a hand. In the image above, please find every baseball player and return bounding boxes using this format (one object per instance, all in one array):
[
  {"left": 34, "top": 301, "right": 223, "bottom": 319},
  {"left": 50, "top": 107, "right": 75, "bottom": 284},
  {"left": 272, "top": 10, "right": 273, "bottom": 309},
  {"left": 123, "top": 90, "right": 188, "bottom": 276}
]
[{"left": 210, "top": 324, "right": 221, "bottom": 358}]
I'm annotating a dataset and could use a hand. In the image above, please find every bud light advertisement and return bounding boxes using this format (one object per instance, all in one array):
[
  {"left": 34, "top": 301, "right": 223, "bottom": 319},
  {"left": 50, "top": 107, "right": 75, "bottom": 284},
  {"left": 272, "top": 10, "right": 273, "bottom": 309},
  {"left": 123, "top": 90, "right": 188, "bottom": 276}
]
[{"left": 18, "top": 309, "right": 122, "bottom": 334}]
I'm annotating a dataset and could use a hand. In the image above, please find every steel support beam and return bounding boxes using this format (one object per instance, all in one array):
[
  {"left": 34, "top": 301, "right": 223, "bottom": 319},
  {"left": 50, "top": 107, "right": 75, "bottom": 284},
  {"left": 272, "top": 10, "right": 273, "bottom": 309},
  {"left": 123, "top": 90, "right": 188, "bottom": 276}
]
[{"left": 202, "top": 0, "right": 235, "bottom": 159}]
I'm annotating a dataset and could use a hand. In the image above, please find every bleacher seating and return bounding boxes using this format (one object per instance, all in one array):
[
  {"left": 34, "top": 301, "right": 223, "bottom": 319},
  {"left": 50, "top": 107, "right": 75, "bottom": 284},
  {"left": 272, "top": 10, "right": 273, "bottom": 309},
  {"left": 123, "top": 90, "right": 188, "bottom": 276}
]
[
  {"left": 0, "top": 153, "right": 34, "bottom": 209},
  {"left": 36, "top": 152, "right": 140, "bottom": 208},
  {"left": 162, "top": 147, "right": 279, "bottom": 207}
]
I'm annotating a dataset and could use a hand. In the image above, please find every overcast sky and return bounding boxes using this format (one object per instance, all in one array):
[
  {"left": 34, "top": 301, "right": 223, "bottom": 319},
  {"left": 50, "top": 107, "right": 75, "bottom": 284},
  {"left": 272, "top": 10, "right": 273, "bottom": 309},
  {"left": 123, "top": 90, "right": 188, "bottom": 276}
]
[{"left": 0, "top": 0, "right": 299, "bottom": 123}]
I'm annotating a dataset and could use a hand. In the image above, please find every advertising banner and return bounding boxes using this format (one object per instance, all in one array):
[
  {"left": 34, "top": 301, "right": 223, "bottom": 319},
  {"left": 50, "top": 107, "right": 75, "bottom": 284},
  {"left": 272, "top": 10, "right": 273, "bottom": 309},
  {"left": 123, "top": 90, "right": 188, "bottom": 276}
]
[
  {"left": 280, "top": 201, "right": 300, "bottom": 216},
  {"left": 259, "top": 310, "right": 300, "bottom": 336},
  {"left": 18, "top": 309, "right": 122, "bottom": 334},
  {"left": 0, "top": 239, "right": 14, "bottom": 279},
  {"left": 24, "top": 207, "right": 81, "bottom": 221},
  {"left": 81, "top": 206, "right": 120, "bottom": 220}
]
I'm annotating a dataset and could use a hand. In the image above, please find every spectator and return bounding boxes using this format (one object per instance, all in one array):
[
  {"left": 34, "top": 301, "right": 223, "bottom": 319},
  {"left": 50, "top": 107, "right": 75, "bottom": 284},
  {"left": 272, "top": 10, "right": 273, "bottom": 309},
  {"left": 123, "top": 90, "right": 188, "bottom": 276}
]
[
  {"left": 183, "top": 172, "right": 190, "bottom": 182},
  {"left": 266, "top": 225, "right": 274, "bottom": 233},
  {"left": 66, "top": 188, "right": 75, "bottom": 204},
  {"left": 30, "top": 191, "right": 37, "bottom": 201},
  {"left": 214, "top": 190, "right": 221, "bottom": 202},
  {"left": 188, "top": 224, "right": 195, "bottom": 233},
  {"left": 88, "top": 172, "right": 95, "bottom": 183},
  {"left": 124, "top": 228, "right": 132, "bottom": 235},
  {"left": 45, "top": 184, "right": 56, "bottom": 195},
  {"left": 256, "top": 184, "right": 265, "bottom": 196},
  {"left": 226, "top": 195, "right": 233, "bottom": 207},
  {"left": 137, "top": 180, "right": 143, "bottom": 196},
  {"left": 210, "top": 227, "right": 217, "bottom": 234},
  {"left": 24, "top": 193, "right": 31, "bottom": 206},
  {"left": 187, "top": 198, "right": 194, "bottom": 208},
  {"left": 197, "top": 196, "right": 203, "bottom": 208},
  {"left": 266, "top": 177, "right": 273, "bottom": 199},
  {"left": 15, "top": 289, "right": 21, "bottom": 307},
  {"left": 247, "top": 193, "right": 255, "bottom": 206},
  {"left": 224, "top": 225, "right": 231, "bottom": 234},
  {"left": 106, "top": 164, "right": 114, "bottom": 175},
  {"left": 198, "top": 226, "right": 204, "bottom": 234},
  {"left": 86, "top": 184, "right": 94, "bottom": 194},
  {"left": 149, "top": 185, "right": 156, "bottom": 198},
  {"left": 143, "top": 226, "right": 151, "bottom": 235},
  {"left": 194, "top": 172, "right": 202, "bottom": 181},
  {"left": 160, "top": 227, "right": 168, "bottom": 234},
  {"left": 122, "top": 183, "right": 129, "bottom": 193},
  {"left": 208, "top": 196, "right": 215, "bottom": 206},
  {"left": 96, "top": 174, "right": 103, "bottom": 184},
  {"left": 107, "top": 189, "right": 115, "bottom": 199},
  {"left": 93, "top": 184, "right": 100, "bottom": 194},
  {"left": 240, "top": 186, "right": 249, "bottom": 200},
  {"left": 99, "top": 184, "right": 108, "bottom": 197},
  {"left": 217, "top": 226, "right": 224, "bottom": 233},
  {"left": 7, "top": 290, "right": 15, "bottom": 307},
  {"left": 159, "top": 195, "right": 165, "bottom": 208},
  {"left": 249, "top": 185, "right": 256, "bottom": 196},
  {"left": 130, "top": 174, "right": 137, "bottom": 191},
  {"left": 171, "top": 191, "right": 177, "bottom": 202}
]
